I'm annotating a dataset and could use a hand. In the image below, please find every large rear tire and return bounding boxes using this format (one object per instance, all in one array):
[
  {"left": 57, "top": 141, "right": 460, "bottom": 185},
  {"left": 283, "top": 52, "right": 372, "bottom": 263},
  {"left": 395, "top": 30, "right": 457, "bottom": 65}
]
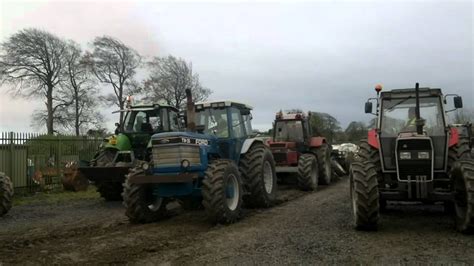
[
  {"left": 315, "top": 144, "right": 332, "bottom": 185},
  {"left": 122, "top": 169, "right": 168, "bottom": 224},
  {"left": 451, "top": 160, "right": 474, "bottom": 234},
  {"left": 0, "top": 172, "right": 13, "bottom": 217},
  {"left": 448, "top": 138, "right": 472, "bottom": 170},
  {"left": 240, "top": 143, "right": 277, "bottom": 208},
  {"left": 350, "top": 161, "right": 380, "bottom": 230},
  {"left": 297, "top": 154, "right": 318, "bottom": 191}
]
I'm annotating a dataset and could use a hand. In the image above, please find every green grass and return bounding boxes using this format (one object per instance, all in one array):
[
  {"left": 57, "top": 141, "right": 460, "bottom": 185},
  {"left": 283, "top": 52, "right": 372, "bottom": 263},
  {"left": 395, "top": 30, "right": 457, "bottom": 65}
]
[{"left": 13, "top": 186, "right": 100, "bottom": 206}]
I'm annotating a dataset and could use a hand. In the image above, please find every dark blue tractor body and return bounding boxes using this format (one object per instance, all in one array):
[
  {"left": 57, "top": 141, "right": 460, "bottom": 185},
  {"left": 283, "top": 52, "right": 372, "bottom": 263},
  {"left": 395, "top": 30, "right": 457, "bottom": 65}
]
[{"left": 122, "top": 99, "right": 277, "bottom": 224}]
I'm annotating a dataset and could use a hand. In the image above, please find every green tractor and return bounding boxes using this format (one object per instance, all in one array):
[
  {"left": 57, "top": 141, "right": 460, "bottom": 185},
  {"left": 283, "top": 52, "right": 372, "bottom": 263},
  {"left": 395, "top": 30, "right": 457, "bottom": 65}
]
[
  {"left": 0, "top": 172, "right": 13, "bottom": 217},
  {"left": 79, "top": 99, "right": 181, "bottom": 201},
  {"left": 122, "top": 89, "right": 278, "bottom": 224}
]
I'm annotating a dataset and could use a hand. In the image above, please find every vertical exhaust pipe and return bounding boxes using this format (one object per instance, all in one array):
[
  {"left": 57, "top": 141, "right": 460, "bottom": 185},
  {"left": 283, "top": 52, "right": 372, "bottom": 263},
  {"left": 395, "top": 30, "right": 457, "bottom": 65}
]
[
  {"left": 185, "top": 89, "right": 196, "bottom": 132},
  {"left": 415, "top": 82, "right": 423, "bottom": 135}
]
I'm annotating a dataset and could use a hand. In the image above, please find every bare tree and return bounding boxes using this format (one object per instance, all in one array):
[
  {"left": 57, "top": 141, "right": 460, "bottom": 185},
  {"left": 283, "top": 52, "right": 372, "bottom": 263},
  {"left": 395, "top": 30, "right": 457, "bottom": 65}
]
[
  {"left": 144, "top": 55, "right": 211, "bottom": 109},
  {"left": 62, "top": 41, "right": 103, "bottom": 135},
  {"left": 85, "top": 36, "right": 141, "bottom": 124},
  {"left": 0, "top": 28, "right": 69, "bottom": 134}
]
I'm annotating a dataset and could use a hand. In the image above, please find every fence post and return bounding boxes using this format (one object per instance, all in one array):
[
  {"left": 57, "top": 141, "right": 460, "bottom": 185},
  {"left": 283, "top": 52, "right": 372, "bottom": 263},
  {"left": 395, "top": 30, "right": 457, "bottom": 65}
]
[{"left": 9, "top": 132, "right": 14, "bottom": 181}]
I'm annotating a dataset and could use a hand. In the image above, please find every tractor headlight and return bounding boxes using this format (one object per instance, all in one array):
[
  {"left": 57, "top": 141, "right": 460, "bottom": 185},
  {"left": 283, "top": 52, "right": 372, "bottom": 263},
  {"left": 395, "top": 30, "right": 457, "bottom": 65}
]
[
  {"left": 417, "top": 152, "right": 430, "bottom": 159},
  {"left": 400, "top": 152, "right": 411, "bottom": 160},
  {"left": 181, "top": 159, "right": 191, "bottom": 169}
]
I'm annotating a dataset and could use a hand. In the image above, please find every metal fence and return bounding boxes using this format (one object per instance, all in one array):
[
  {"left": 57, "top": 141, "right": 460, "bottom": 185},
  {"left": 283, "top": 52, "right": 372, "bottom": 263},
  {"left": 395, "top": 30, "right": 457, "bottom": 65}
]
[{"left": 0, "top": 132, "right": 102, "bottom": 194}]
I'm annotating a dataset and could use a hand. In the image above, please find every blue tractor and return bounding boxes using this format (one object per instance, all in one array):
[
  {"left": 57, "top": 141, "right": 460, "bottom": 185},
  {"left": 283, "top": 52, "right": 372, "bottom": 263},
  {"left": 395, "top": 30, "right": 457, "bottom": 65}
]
[{"left": 122, "top": 90, "right": 278, "bottom": 224}]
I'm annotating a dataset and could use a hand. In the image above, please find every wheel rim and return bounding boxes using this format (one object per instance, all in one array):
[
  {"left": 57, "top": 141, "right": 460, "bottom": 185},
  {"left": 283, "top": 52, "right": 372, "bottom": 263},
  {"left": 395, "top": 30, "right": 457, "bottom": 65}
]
[
  {"left": 225, "top": 174, "right": 239, "bottom": 211},
  {"left": 148, "top": 197, "right": 163, "bottom": 212},
  {"left": 263, "top": 161, "right": 274, "bottom": 194}
]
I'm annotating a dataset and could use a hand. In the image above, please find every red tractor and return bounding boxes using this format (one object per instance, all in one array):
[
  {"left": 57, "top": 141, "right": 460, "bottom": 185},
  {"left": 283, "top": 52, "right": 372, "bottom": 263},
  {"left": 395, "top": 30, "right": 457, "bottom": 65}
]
[
  {"left": 351, "top": 83, "right": 474, "bottom": 233},
  {"left": 267, "top": 110, "right": 332, "bottom": 191}
]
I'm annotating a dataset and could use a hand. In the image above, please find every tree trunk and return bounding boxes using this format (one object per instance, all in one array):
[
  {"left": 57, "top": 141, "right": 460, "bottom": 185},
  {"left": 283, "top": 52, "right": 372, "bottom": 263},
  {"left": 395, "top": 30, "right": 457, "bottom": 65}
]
[
  {"left": 46, "top": 85, "right": 54, "bottom": 135},
  {"left": 118, "top": 84, "right": 124, "bottom": 126},
  {"left": 75, "top": 89, "right": 80, "bottom": 136}
]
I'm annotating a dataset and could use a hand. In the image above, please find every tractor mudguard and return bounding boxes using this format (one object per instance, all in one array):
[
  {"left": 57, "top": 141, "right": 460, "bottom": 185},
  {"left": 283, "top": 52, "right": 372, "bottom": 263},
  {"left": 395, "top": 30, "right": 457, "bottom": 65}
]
[
  {"left": 448, "top": 127, "right": 459, "bottom": 148},
  {"left": 309, "top": 136, "right": 327, "bottom": 148},
  {"left": 103, "top": 134, "right": 132, "bottom": 151},
  {"left": 367, "top": 129, "right": 380, "bottom": 149},
  {"left": 241, "top": 138, "right": 264, "bottom": 154}
]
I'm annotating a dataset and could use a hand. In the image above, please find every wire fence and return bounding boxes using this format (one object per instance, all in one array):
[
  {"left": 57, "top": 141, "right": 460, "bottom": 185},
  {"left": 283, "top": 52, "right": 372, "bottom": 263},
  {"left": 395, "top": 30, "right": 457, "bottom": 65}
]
[{"left": 0, "top": 132, "right": 102, "bottom": 194}]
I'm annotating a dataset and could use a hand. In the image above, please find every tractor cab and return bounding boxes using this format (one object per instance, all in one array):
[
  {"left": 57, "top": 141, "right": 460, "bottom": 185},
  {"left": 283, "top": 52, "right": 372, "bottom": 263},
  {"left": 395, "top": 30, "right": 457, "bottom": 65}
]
[
  {"left": 269, "top": 111, "right": 312, "bottom": 166},
  {"left": 193, "top": 101, "right": 254, "bottom": 161},
  {"left": 108, "top": 101, "right": 181, "bottom": 162}
]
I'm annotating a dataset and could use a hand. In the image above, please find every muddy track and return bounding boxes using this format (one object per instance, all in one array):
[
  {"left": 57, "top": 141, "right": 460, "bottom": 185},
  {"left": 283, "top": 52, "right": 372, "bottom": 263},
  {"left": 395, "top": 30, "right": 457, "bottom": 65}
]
[{"left": 1, "top": 177, "right": 473, "bottom": 264}]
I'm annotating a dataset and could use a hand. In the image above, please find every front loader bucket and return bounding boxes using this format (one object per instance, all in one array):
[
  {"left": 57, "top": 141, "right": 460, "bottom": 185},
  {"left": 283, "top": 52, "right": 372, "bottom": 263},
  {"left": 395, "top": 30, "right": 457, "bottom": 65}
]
[{"left": 78, "top": 166, "right": 130, "bottom": 183}]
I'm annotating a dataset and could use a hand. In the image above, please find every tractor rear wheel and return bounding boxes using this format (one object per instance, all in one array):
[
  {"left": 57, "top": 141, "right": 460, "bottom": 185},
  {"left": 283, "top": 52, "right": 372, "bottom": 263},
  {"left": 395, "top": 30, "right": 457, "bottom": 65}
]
[
  {"left": 297, "top": 154, "right": 318, "bottom": 191},
  {"left": 350, "top": 161, "right": 380, "bottom": 230},
  {"left": 122, "top": 169, "right": 168, "bottom": 224},
  {"left": 315, "top": 144, "right": 332, "bottom": 185},
  {"left": 0, "top": 172, "right": 13, "bottom": 217},
  {"left": 448, "top": 138, "right": 472, "bottom": 170},
  {"left": 451, "top": 160, "right": 474, "bottom": 234},
  {"left": 202, "top": 160, "right": 243, "bottom": 224},
  {"left": 240, "top": 143, "right": 277, "bottom": 208}
]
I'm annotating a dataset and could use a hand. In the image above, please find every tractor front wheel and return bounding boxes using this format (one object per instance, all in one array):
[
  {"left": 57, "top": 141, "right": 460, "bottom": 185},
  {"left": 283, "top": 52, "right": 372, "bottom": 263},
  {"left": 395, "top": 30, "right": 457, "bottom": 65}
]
[
  {"left": 451, "top": 160, "right": 474, "bottom": 234},
  {"left": 350, "top": 161, "right": 380, "bottom": 230},
  {"left": 122, "top": 169, "right": 168, "bottom": 224},
  {"left": 0, "top": 172, "right": 13, "bottom": 217},
  {"left": 240, "top": 144, "right": 277, "bottom": 208},
  {"left": 202, "top": 160, "right": 243, "bottom": 224},
  {"left": 297, "top": 154, "right": 319, "bottom": 191},
  {"left": 315, "top": 144, "right": 332, "bottom": 185}
]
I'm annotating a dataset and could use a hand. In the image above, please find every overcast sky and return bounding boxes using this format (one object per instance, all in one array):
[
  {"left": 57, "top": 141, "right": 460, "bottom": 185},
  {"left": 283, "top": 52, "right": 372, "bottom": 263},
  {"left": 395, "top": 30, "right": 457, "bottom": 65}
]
[{"left": 0, "top": 0, "right": 472, "bottom": 133}]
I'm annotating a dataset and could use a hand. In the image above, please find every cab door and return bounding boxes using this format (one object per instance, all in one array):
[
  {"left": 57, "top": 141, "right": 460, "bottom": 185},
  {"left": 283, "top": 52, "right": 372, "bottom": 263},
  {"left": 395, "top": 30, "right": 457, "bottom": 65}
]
[{"left": 228, "top": 107, "right": 247, "bottom": 162}]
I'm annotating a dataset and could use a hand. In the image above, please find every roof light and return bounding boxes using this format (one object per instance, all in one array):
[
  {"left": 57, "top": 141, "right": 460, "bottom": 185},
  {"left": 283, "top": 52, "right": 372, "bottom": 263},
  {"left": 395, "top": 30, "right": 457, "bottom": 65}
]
[
  {"left": 218, "top": 102, "right": 226, "bottom": 107},
  {"left": 375, "top": 84, "right": 383, "bottom": 93}
]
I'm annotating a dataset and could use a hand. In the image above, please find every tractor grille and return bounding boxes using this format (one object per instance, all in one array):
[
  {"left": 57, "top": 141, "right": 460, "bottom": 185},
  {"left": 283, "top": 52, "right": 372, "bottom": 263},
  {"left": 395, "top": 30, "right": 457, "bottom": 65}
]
[
  {"left": 270, "top": 143, "right": 286, "bottom": 148},
  {"left": 396, "top": 138, "right": 433, "bottom": 182},
  {"left": 152, "top": 144, "right": 201, "bottom": 168}
]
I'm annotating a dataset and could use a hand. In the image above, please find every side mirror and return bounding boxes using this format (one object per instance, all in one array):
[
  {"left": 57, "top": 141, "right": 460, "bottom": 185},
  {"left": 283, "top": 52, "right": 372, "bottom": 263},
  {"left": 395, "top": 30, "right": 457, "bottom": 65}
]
[
  {"left": 240, "top": 109, "right": 251, "bottom": 116},
  {"left": 454, "top": 96, "right": 463, "bottom": 108},
  {"left": 365, "top": 102, "right": 373, "bottom": 114},
  {"left": 115, "top": 123, "right": 120, "bottom": 127}
]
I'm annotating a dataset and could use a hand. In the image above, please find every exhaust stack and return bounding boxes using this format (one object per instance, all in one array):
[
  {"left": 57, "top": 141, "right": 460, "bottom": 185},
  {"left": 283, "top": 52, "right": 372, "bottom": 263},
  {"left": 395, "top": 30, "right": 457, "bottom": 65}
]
[
  {"left": 415, "top": 82, "right": 424, "bottom": 135},
  {"left": 185, "top": 89, "right": 196, "bottom": 132}
]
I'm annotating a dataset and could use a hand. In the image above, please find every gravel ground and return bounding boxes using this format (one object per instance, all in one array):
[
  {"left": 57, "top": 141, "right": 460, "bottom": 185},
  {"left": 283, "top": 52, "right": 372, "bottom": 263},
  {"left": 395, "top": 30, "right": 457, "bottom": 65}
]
[{"left": 0, "top": 177, "right": 473, "bottom": 265}]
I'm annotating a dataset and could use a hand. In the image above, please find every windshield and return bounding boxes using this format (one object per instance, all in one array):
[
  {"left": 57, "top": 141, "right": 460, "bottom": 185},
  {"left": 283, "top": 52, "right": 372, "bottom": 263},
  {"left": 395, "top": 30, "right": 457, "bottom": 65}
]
[
  {"left": 196, "top": 108, "right": 229, "bottom": 138},
  {"left": 380, "top": 97, "right": 445, "bottom": 136},
  {"left": 274, "top": 120, "right": 304, "bottom": 142},
  {"left": 123, "top": 109, "right": 167, "bottom": 133}
]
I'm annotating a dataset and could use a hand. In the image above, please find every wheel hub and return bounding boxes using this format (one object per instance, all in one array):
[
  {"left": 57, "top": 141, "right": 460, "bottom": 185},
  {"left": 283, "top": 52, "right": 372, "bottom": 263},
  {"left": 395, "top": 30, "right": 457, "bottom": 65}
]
[{"left": 263, "top": 161, "right": 274, "bottom": 194}]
